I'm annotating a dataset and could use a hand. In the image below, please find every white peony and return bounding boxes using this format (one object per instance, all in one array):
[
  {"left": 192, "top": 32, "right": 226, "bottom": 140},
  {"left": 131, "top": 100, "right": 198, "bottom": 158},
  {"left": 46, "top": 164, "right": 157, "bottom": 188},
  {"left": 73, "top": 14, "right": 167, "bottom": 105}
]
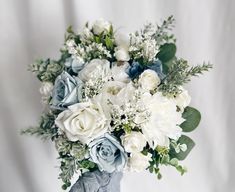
[
  {"left": 78, "top": 59, "right": 110, "bottom": 82},
  {"left": 142, "top": 92, "right": 184, "bottom": 148},
  {"left": 114, "top": 47, "right": 130, "bottom": 61},
  {"left": 128, "top": 152, "right": 152, "bottom": 172},
  {"left": 39, "top": 82, "right": 53, "bottom": 96},
  {"left": 111, "top": 62, "right": 130, "bottom": 83},
  {"left": 174, "top": 87, "right": 191, "bottom": 112},
  {"left": 92, "top": 19, "right": 111, "bottom": 35},
  {"left": 138, "top": 69, "right": 160, "bottom": 91},
  {"left": 121, "top": 131, "right": 146, "bottom": 153},
  {"left": 55, "top": 101, "right": 109, "bottom": 144}
]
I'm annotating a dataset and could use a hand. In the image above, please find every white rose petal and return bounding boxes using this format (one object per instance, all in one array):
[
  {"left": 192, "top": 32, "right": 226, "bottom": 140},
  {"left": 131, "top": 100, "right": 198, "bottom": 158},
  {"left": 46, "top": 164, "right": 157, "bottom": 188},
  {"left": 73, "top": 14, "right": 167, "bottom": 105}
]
[
  {"left": 174, "top": 87, "right": 191, "bottom": 112},
  {"left": 115, "top": 32, "right": 130, "bottom": 48},
  {"left": 128, "top": 152, "right": 152, "bottom": 172},
  {"left": 139, "top": 69, "right": 160, "bottom": 92},
  {"left": 115, "top": 82, "right": 136, "bottom": 105},
  {"left": 94, "top": 81, "right": 126, "bottom": 116},
  {"left": 111, "top": 62, "right": 130, "bottom": 83},
  {"left": 92, "top": 19, "right": 111, "bottom": 35},
  {"left": 121, "top": 131, "right": 146, "bottom": 153},
  {"left": 142, "top": 92, "right": 184, "bottom": 148},
  {"left": 78, "top": 59, "right": 111, "bottom": 82},
  {"left": 55, "top": 101, "right": 109, "bottom": 144},
  {"left": 114, "top": 47, "right": 130, "bottom": 61},
  {"left": 80, "top": 27, "right": 93, "bottom": 41}
]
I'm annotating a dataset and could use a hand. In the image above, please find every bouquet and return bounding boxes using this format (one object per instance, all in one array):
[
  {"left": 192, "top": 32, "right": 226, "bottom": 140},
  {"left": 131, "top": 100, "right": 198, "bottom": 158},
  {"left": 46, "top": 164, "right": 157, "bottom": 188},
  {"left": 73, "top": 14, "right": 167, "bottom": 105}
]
[{"left": 23, "top": 16, "right": 212, "bottom": 191}]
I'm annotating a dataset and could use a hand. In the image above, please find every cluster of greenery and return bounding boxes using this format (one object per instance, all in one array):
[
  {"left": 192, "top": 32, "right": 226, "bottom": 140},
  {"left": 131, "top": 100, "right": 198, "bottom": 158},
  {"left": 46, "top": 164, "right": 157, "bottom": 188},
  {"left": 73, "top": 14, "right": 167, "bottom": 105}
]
[
  {"left": 157, "top": 44, "right": 212, "bottom": 96},
  {"left": 22, "top": 112, "right": 97, "bottom": 190}
]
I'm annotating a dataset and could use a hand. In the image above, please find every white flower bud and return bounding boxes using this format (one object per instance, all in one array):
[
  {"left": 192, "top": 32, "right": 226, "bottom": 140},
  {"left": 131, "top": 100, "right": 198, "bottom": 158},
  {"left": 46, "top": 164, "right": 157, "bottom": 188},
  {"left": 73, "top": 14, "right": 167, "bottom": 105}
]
[
  {"left": 114, "top": 47, "right": 130, "bottom": 61},
  {"left": 92, "top": 19, "right": 111, "bottom": 35},
  {"left": 121, "top": 131, "right": 146, "bottom": 153},
  {"left": 128, "top": 152, "right": 152, "bottom": 172},
  {"left": 174, "top": 87, "right": 191, "bottom": 111}
]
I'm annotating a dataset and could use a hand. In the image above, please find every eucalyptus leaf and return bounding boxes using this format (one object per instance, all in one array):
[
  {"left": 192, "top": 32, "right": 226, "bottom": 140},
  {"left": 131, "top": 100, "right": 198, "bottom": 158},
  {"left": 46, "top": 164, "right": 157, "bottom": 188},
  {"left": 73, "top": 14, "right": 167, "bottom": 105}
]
[
  {"left": 180, "top": 106, "right": 201, "bottom": 132},
  {"left": 172, "top": 135, "right": 195, "bottom": 160},
  {"left": 162, "top": 56, "right": 176, "bottom": 74},
  {"left": 156, "top": 43, "right": 176, "bottom": 62}
]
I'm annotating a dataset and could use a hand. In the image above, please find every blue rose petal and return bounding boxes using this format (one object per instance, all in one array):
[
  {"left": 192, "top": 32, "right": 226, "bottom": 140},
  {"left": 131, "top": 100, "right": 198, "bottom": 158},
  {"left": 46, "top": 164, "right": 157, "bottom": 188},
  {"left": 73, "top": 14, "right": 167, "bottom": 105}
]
[
  {"left": 65, "top": 57, "right": 85, "bottom": 74},
  {"left": 89, "top": 134, "right": 127, "bottom": 173},
  {"left": 51, "top": 71, "right": 83, "bottom": 110},
  {"left": 126, "top": 60, "right": 166, "bottom": 80},
  {"left": 148, "top": 60, "right": 166, "bottom": 80}
]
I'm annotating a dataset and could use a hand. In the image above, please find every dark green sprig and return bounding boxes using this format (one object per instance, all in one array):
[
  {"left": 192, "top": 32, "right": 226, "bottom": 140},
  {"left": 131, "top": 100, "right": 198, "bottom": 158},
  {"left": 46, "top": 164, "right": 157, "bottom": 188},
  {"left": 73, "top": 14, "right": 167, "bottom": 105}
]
[
  {"left": 60, "top": 157, "right": 77, "bottom": 190},
  {"left": 21, "top": 113, "right": 57, "bottom": 141},
  {"left": 155, "top": 15, "right": 176, "bottom": 45},
  {"left": 29, "top": 59, "right": 64, "bottom": 82},
  {"left": 159, "top": 59, "right": 212, "bottom": 96},
  {"left": 187, "top": 62, "right": 213, "bottom": 77}
]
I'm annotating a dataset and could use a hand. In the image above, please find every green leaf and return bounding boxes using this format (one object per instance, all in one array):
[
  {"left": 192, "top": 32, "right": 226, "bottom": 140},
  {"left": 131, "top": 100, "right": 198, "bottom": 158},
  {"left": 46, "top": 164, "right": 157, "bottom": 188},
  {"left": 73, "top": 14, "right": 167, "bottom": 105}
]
[
  {"left": 66, "top": 25, "right": 73, "bottom": 33},
  {"left": 94, "top": 36, "right": 101, "bottom": 43},
  {"left": 162, "top": 56, "right": 176, "bottom": 74},
  {"left": 180, "top": 106, "right": 201, "bottom": 132},
  {"left": 105, "top": 36, "right": 113, "bottom": 49},
  {"left": 172, "top": 135, "right": 195, "bottom": 160},
  {"left": 157, "top": 43, "right": 176, "bottom": 62}
]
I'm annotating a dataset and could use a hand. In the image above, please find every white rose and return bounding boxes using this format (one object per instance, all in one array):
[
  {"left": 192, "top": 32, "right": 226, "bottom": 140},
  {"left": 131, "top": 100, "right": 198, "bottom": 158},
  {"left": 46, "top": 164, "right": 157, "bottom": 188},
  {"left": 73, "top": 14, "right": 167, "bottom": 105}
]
[
  {"left": 94, "top": 81, "right": 126, "bottom": 116},
  {"left": 94, "top": 82, "right": 136, "bottom": 117},
  {"left": 174, "top": 87, "right": 191, "bottom": 111},
  {"left": 111, "top": 62, "right": 130, "bottom": 83},
  {"left": 114, "top": 47, "right": 130, "bottom": 61},
  {"left": 115, "top": 32, "right": 130, "bottom": 48},
  {"left": 39, "top": 82, "right": 53, "bottom": 96},
  {"left": 142, "top": 92, "right": 184, "bottom": 148},
  {"left": 115, "top": 82, "right": 136, "bottom": 105},
  {"left": 55, "top": 101, "right": 109, "bottom": 144},
  {"left": 92, "top": 19, "right": 111, "bottom": 35},
  {"left": 121, "top": 132, "right": 146, "bottom": 153},
  {"left": 128, "top": 152, "right": 152, "bottom": 172},
  {"left": 139, "top": 69, "right": 160, "bottom": 91},
  {"left": 78, "top": 59, "right": 110, "bottom": 82}
]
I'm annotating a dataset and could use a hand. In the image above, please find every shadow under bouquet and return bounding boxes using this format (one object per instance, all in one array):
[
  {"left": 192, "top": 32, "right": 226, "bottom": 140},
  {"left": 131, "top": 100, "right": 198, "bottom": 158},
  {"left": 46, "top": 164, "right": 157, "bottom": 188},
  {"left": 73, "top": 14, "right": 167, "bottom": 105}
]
[{"left": 22, "top": 16, "right": 212, "bottom": 191}]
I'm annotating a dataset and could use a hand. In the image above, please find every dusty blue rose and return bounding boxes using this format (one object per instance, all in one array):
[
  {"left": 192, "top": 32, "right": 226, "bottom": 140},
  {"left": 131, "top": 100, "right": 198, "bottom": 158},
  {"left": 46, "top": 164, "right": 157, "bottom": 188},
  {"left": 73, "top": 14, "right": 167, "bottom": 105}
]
[
  {"left": 89, "top": 134, "right": 127, "bottom": 173},
  {"left": 126, "top": 62, "right": 145, "bottom": 79},
  {"left": 147, "top": 60, "right": 166, "bottom": 80},
  {"left": 126, "top": 60, "right": 165, "bottom": 80},
  {"left": 65, "top": 57, "right": 85, "bottom": 74},
  {"left": 51, "top": 71, "right": 83, "bottom": 110}
]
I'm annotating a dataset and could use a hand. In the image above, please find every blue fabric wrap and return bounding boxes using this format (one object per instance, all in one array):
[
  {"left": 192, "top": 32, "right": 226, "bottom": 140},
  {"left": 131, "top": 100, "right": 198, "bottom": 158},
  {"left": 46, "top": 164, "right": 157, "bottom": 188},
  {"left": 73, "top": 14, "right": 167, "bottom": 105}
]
[{"left": 69, "top": 170, "right": 122, "bottom": 192}]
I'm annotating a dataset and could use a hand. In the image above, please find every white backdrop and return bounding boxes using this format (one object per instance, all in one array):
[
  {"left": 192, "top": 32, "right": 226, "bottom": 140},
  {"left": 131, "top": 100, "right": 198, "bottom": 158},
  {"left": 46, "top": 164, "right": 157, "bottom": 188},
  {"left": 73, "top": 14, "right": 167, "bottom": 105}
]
[{"left": 0, "top": 0, "right": 234, "bottom": 192}]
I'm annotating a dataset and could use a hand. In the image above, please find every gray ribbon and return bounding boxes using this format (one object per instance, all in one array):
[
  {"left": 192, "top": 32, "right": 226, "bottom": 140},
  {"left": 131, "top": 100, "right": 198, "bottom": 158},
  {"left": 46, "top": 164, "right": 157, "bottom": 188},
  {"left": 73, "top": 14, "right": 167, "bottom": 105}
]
[{"left": 69, "top": 170, "right": 122, "bottom": 192}]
